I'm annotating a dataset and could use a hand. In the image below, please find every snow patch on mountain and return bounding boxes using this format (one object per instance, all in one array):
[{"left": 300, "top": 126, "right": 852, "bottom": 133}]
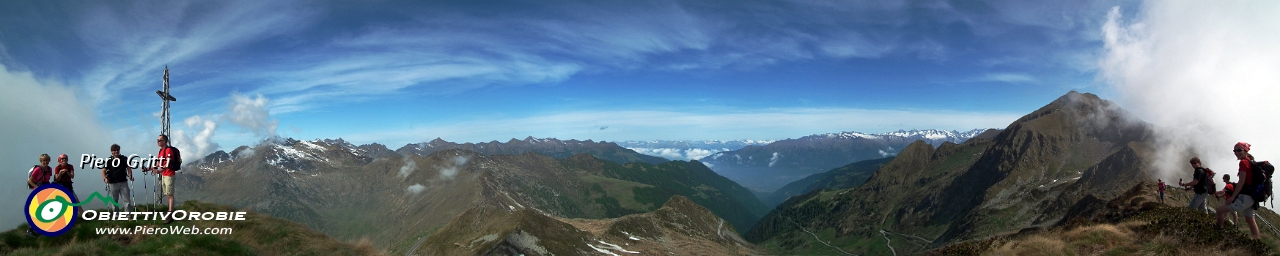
[{"left": 300, "top": 140, "right": 327, "bottom": 152}]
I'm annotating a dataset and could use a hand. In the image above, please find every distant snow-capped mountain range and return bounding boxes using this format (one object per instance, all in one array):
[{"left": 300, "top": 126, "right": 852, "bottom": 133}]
[
  {"left": 807, "top": 129, "right": 990, "bottom": 142},
  {"left": 616, "top": 129, "right": 990, "bottom": 161},
  {"left": 695, "top": 128, "right": 996, "bottom": 194}
]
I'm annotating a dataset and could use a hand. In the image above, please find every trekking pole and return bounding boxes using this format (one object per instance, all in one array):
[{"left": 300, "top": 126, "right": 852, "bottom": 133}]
[
  {"left": 1254, "top": 211, "right": 1280, "bottom": 238},
  {"left": 153, "top": 172, "right": 160, "bottom": 224},
  {"left": 129, "top": 179, "right": 137, "bottom": 212},
  {"left": 143, "top": 171, "right": 150, "bottom": 211},
  {"left": 107, "top": 184, "right": 113, "bottom": 214}
]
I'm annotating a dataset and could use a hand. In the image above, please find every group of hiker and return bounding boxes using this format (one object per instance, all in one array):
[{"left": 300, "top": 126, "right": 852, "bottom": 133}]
[
  {"left": 25, "top": 134, "right": 183, "bottom": 235},
  {"left": 1162, "top": 142, "right": 1274, "bottom": 239}
]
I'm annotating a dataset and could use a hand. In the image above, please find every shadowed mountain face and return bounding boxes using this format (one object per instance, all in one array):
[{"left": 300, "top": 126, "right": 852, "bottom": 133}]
[
  {"left": 748, "top": 91, "right": 1161, "bottom": 255},
  {"left": 761, "top": 157, "right": 896, "bottom": 207},
  {"left": 698, "top": 129, "right": 990, "bottom": 195},
  {"left": 178, "top": 137, "right": 766, "bottom": 253}
]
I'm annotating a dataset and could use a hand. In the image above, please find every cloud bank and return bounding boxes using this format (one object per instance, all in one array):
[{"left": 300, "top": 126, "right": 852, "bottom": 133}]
[
  {"left": 228, "top": 93, "right": 278, "bottom": 137},
  {"left": 0, "top": 65, "right": 115, "bottom": 226},
  {"left": 1099, "top": 2, "right": 1280, "bottom": 183}
]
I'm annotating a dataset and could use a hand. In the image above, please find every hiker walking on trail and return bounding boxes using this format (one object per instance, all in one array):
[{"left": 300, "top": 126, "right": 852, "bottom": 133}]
[
  {"left": 53, "top": 154, "right": 79, "bottom": 203},
  {"left": 1158, "top": 179, "right": 1166, "bottom": 203},
  {"left": 1216, "top": 174, "right": 1240, "bottom": 225},
  {"left": 1180, "top": 157, "right": 1211, "bottom": 214},
  {"left": 102, "top": 144, "right": 135, "bottom": 212},
  {"left": 1217, "top": 142, "right": 1262, "bottom": 239},
  {"left": 142, "top": 134, "right": 181, "bottom": 224}
]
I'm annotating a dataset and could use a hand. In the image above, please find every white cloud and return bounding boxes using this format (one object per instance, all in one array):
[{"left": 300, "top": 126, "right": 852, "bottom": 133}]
[
  {"left": 170, "top": 115, "right": 218, "bottom": 164},
  {"left": 398, "top": 157, "right": 417, "bottom": 179},
  {"left": 227, "top": 93, "right": 278, "bottom": 137},
  {"left": 406, "top": 183, "right": 426, "bottom": 195},
  {"left": 1099, "top": 3, "right": 1280, "bottom": 183},
  {"left": 0, "top": 64, "right": 114, "bottom": 227},
  {"left": 235, "top": 146, "right": 256, "bottom": 159},
  {"left": 437, "top": 156, "right": 469, "bottom": 180},
  {"left": 626, "top": 147, "right": 733, "bottom": 161},
  {"left": 978, "top": 73, "right": 1039, "bottom": 84}
]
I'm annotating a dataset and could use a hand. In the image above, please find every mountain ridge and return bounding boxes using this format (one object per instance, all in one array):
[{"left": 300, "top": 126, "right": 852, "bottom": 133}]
[
  {"left": 746, "top": 91, "right": 1166, "bottom": 255},
  {"left": 179, "top": 138, "right": 767, "bottom": 253}
]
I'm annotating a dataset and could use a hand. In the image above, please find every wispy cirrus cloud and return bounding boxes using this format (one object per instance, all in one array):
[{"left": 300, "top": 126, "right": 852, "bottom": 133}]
[
  {"left": 978, "top": 73, "right": 1039, "bottom": 84},
  {"left": 70, "top": 0, "right": 318, "bottom": 107},
  {"left": 3, "top": 0, "right": 1130, "bottom": 117},
  {"left": 0, "top": 0, "right": 1143, "bottom": 164}
]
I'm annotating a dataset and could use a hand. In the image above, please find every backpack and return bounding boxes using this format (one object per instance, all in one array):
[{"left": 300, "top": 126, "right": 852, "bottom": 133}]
[
  {"left": 164, "top": 146, "right": 183, "bottom": 171},
  {"left": 1245, "top": 160, "right": 1275, "bottom": 209},
  {"left": 27, "top": 165, "right": 50, "bottom": 189},
  {"left": 1202, "top": 168, "right": 1217, "bottom": 193}
]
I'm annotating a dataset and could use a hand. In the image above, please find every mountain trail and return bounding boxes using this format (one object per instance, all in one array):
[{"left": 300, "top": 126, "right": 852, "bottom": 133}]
[
  {"left": 788, "top": 217, "right": 855, "bottom": 255},
  {"left": 879, "top": 230, "right": 895, "bottom": 256}
]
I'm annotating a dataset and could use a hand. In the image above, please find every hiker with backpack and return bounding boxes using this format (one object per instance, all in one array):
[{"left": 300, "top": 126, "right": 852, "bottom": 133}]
[
  {"left": 1180, "top": 157, "right": 1214, "bottom": 214},
  {"left": 53, "top": 154, "right": 79, "bottom": 203},
  {"left": 25, "top": 154, "right": 53, "bottom": 236},
  {"left": 1158, "top": 179, "right": 1167, "bottom": 203},
  {"left": 101, "top": 144, "right": 135, "bottom": 212},
  {"left": 1217, "top": 142, "right": 1264, "bottom": 239},
  {"left": 27, "top": 154, "right": 53, "bottom": 189},
  {"left": 1215, "top": 174, "right": 1240, "bottom": 225},
  {"left": 142, "top": 134, "right": 181, "bottom": 224}
]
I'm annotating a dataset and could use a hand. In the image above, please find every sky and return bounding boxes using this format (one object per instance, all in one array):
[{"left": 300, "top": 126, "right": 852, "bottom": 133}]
[
  {"left": 0, "top": 0, "right": 1132, "bottom": 151},
  {"left": 6, "top": 0, "right": 1279, "bottom": 226}
]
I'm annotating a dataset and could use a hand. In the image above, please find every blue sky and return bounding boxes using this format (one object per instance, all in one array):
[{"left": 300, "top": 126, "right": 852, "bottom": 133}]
[{"left": 1, "top": 0, "right": 1140, "bottom": 156}]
